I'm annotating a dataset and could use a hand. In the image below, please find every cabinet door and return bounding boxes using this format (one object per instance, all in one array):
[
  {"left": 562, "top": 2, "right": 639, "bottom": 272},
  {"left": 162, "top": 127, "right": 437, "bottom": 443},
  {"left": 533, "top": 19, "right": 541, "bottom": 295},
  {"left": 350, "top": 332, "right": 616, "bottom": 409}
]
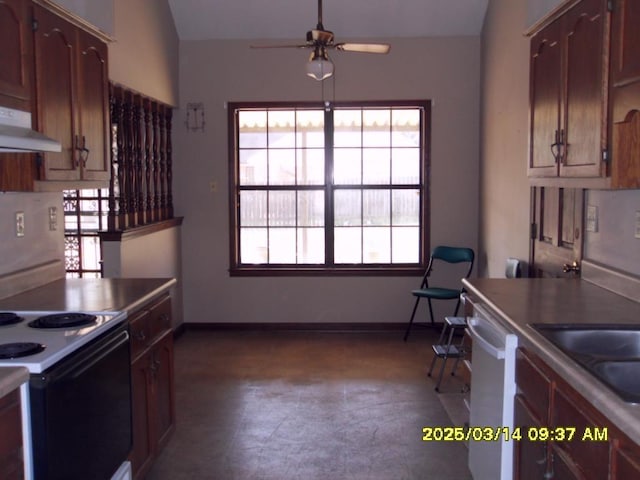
[
  {"left": 76, "top": 29, "right": 109, "bottom": 181},
  {"left": 0, "top": 0, "right": 31, "bottom": 108},
  {"left": 529, "top": 20, "right": 562, "bottom": 177},
  {"left": 611, "top": 0, "right": 640, "bottom": 86},
  {"left": 552, "top": 387, "right": 609, "bottom": 480},
  {"left": 152, "top": 333, "right": 175, "bottom": 452},
  {"left": 130, "top": 354, "right": 154, "bottom": 480},
  {"left": 560, "top": 0, "right": 608, "bottom": 177},
  {"left": 0, "top": 390, "right": 23, "bottom": 480},
  {"left": 33, "top": 5, "right": 78, "bottom": 181},
  {"left": 612, "top": 444, "right": 640, "bottom": 479},
  {"left": 513, "top": 395, "right": 548, "bottom": 480},
  {"left": 550, "top": 445, "right": 586, "bottom": 480}
]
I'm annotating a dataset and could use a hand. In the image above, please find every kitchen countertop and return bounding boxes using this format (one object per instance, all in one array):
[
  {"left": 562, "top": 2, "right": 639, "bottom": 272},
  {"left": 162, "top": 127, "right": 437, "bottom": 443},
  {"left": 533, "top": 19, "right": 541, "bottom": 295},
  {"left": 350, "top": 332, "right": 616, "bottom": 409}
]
[
  {"left": 0, "top": 366, "right": 29, "bottom": 398},
  {"left": 0, "top": 278, "right": 176, "bottom": 315},
  {"left": 462, "top": 277, "right": 640, "bottom": 445}
]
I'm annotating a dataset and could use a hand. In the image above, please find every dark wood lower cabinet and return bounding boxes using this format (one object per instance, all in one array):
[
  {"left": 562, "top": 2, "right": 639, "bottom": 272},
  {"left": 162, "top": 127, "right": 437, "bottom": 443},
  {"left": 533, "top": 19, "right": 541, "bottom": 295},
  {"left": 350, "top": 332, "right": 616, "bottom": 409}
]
[
  {"left": 0, "top": 389, "right": 23, "bottom": 480},
  {"left": 513, "top": 394, "right": 548, "bottom": 480},
  {"left": 515, "top": 347, "right": 640, "bottom": 480},
  {"left": 129, "top": 295, "right": 175, "bottom": 480}
]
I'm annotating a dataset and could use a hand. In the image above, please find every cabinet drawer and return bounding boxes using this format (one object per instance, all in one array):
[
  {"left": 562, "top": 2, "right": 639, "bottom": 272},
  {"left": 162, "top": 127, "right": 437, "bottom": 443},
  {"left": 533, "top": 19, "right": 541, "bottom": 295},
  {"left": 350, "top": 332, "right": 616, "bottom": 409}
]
[
  {"left": 147, "top": 295, "right": 172, "bottom": 341},
  {"left": 129, "top": 309, "right": 151, "bottom": 361},
  {"left": 516, "top": 348, "right": 551, "bottom": 421}
]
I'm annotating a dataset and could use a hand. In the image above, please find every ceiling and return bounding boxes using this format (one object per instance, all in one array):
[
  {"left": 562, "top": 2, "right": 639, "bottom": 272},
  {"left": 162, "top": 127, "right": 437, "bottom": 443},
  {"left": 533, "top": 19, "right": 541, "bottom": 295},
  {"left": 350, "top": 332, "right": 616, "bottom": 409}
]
[{"left": 167, "top": 0, "right": 489, "bottom": 41}]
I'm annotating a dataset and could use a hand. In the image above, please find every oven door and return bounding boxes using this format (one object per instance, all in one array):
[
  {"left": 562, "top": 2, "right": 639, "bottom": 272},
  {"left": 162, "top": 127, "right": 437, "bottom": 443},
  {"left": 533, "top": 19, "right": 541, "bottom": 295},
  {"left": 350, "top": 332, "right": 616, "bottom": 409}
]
[{"left": 29, "top": 322, "right": 132, "bottom": 480}]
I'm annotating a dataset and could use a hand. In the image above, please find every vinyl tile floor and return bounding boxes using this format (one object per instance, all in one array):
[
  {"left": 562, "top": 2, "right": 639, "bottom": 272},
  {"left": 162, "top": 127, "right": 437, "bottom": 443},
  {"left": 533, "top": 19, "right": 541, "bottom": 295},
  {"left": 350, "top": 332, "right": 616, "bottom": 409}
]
[{"left": 146, "top": 329, "right": 472, "bottom": 480}]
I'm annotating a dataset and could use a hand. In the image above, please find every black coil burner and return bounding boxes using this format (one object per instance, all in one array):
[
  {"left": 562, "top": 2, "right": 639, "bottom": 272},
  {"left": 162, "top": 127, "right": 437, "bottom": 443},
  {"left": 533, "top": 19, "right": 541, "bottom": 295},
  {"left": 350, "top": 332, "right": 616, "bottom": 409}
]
[
  {"left": 0, "top": 312, "right": 24, "bottom": 326},
  {"left": 0, "top": 342, "right": 46, "bottom": 359},
  {"left": 28, "top": 313, "right": 97, "bottom": 329}
]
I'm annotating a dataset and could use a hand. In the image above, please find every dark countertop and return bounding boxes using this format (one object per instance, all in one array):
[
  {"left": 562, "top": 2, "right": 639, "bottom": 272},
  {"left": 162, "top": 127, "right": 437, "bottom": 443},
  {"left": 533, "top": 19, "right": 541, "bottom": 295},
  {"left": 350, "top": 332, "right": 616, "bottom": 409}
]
[
  {"left": 462, "top": 278, "right": 640, "bottom": 445},
  {"left": 0, "top": 367, "right": 29, "bottom": 399},
  {"left": 0, "top": 278, "right": 176, "bottom": 315}
]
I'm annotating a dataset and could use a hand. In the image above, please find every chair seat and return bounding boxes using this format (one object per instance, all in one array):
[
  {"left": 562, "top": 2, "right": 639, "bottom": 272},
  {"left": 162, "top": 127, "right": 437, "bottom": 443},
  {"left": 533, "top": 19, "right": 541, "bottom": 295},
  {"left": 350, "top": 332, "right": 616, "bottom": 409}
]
[{"left": 411, "top": 287, "right": 460, "bottom": 300}]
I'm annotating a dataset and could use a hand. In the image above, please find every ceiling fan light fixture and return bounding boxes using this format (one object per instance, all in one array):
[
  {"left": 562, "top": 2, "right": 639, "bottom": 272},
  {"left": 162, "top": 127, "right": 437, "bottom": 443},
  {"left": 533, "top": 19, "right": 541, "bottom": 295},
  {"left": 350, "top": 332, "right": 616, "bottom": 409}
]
[{"left": 306, "top": 49, "right": 334, "bottom": 81}]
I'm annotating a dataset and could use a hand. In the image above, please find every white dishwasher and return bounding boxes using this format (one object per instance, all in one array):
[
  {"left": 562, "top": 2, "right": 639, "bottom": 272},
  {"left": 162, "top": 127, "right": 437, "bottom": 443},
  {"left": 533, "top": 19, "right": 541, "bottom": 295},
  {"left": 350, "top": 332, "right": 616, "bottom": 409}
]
[{"left": 467, "top": 303, "right": 518, "bottom": 480}]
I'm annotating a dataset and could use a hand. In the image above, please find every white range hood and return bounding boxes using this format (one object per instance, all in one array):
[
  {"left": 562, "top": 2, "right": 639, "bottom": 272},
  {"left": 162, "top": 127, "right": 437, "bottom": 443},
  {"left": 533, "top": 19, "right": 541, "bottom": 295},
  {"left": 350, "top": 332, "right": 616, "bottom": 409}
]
[{"left": 0, "top": 106, "right": 61, "bottom": 153}]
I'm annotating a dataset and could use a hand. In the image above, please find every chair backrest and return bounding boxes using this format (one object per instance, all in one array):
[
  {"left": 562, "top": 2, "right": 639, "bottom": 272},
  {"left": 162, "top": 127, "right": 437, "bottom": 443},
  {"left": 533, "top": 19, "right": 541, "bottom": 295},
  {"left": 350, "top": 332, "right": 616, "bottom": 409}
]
[
  {"left": 422, "top": 246, "right": 475, "bottom": 287},
  {"left": 431, "top": 246, "right": 475, "bottom": 265}
]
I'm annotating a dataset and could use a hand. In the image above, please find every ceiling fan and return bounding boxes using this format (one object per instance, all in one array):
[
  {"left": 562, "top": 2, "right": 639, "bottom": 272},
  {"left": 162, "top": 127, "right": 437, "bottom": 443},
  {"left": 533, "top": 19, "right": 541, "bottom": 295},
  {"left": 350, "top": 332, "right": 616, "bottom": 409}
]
[{"left": 250, "top": 0, "right": 391, "bottom": 81}]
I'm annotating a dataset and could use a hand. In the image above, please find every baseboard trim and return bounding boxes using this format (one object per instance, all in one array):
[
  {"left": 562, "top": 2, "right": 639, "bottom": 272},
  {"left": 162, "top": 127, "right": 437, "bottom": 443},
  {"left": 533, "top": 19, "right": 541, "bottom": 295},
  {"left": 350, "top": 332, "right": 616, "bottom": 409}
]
[
  {"left": 182, "top": 322, "right": 443, "bottom": 333},
  {"left": 173, "top": 323, "right": 187, "bottom": 339}
]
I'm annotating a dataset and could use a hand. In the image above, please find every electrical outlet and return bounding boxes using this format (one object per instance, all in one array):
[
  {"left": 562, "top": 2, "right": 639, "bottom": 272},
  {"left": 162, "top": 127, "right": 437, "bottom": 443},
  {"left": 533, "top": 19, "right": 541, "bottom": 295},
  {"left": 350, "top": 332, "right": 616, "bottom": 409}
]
[
  {"left": 15, "top": 211, "right": 25, "bottom": 237},
  {"left": 49, "top": 206, "right": 57, "bottom": 231},
  {"left": 210, "top": 180, "right": 218, "bottom": 192}
]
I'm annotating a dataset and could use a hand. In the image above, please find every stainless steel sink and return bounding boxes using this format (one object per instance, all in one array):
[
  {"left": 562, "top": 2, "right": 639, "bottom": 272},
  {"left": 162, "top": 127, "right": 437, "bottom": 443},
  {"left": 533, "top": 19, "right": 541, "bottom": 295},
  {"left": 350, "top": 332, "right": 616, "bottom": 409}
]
[
  {"left": 591, "top": 361, "right": 640, "bottom": 404},
  {"left": 532, "top": 324, "right": 640, "bottom": 403},
  {"left": 533, "top": 325, "right": 640, "bottom": 359}
]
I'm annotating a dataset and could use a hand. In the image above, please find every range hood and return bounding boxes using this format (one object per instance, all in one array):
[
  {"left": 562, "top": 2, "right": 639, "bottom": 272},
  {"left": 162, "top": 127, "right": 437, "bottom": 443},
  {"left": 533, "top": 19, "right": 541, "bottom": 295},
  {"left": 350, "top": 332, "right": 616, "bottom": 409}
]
[{"left": 0, "top": 106, "right": 62, "bottom": 153}]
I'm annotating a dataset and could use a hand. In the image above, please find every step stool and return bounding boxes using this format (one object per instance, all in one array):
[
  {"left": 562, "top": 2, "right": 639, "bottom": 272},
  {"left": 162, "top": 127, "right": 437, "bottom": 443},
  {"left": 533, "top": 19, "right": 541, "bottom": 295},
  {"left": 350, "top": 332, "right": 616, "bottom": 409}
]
[{"left": 427, "top": 316, "right": 468, "bottom": 392}]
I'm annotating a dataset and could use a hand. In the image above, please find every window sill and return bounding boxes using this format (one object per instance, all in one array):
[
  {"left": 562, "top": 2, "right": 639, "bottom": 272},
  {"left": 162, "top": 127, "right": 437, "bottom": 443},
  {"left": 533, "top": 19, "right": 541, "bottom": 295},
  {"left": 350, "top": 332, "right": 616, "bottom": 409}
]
[{"left": 229, "top": 265, "right": 426, "bottom": 277}]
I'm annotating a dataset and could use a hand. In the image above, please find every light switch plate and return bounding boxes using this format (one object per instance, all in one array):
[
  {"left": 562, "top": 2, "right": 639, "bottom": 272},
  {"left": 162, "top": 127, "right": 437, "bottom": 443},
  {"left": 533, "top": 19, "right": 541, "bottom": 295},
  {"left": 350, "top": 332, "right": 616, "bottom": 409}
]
[
  {"left": 15, "top": 211, "right": 25, "bottom": 237},
  {"left": 586, "top": 205, "right": 598, "bottom": 233},
  {"left": 635, "top": 211, "right": 640, "bottom": 239},
  {"left": 48, "top": 206, "right": 57, "bottom": 231}
]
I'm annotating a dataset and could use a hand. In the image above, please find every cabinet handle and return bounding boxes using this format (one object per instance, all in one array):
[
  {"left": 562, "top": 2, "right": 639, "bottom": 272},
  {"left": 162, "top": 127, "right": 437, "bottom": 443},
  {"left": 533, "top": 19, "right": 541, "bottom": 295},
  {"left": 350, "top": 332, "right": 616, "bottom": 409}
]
[
  {"left": 136, "top": 330, "right": 146, "bottom": 342},
  {"left": 550, "top": 130, "right": 561, "bottom": 164},
  {"left": 558, "top": 129, "right": 567, "bottom": 166},
  {"left": 80, "top": 135, "right": 90, "bottom": 167},
  {"left": 160, "top": 313, "right": 170, "bottom": 326},
  {"left": 73, "top": 135, "right": 81, "bottom": 168},
  {"left": 550, "top": 129, "right": 567, "bottom": 166}
]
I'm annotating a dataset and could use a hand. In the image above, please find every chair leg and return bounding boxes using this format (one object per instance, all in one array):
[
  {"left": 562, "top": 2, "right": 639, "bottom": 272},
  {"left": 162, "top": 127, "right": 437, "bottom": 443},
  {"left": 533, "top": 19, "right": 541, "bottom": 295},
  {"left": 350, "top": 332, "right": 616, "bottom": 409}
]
[
  {"left": 427, "top": 298, "right": 435, "bottom": 325},
  {"left": 403, "top": 296, "right": 421, "bottom": 341}
]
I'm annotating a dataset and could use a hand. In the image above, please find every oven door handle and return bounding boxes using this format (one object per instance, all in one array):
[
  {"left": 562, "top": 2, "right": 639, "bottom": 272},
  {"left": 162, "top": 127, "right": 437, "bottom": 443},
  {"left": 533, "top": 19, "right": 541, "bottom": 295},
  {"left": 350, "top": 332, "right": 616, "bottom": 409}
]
[
  {"left": 68, "top": 329, "right": 130, "bottom": 379},
  {"left": 32, "top": 326, "right": 130, "bottom": 386},
  {"left": 467, "top": 317, "right": 506, "bottom": 360}
]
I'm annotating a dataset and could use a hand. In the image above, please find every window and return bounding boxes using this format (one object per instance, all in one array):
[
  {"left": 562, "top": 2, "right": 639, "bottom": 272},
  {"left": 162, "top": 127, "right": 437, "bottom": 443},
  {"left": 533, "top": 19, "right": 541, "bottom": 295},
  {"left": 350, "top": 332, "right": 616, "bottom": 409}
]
[
  {"left": 64, "top": 189, "right": 109, "bottom": 278},
  {"left": 229, "top": 100, "right": 430, "bottom": 275}
]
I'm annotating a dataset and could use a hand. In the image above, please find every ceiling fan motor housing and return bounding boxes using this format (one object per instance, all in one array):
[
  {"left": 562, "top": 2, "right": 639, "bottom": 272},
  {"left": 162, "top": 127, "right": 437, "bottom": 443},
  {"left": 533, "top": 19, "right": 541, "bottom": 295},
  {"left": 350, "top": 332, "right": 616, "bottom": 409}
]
[{"left": 307, "top": 29, "right": 334, "bottom": 45}]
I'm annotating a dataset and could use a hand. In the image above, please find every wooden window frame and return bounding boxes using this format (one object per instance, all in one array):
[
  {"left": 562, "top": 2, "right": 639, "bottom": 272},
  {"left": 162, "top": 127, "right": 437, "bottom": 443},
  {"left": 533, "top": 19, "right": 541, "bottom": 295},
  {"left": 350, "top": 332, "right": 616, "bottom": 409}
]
[{"left": 228, "top": 100, "right": 431, "bottom": 277}]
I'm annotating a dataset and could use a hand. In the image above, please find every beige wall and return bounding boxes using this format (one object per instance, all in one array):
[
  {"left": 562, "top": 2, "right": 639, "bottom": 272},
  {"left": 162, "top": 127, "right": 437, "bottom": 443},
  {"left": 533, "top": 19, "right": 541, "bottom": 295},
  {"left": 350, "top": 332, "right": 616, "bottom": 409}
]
[
  {"left": 109, "top": 0, "right": 179, "bottom": 106},
  {"left": 102, "top": 226, "right": 184, "bottom": 327},
  {"left": 0, "top": 192, "right": 63, "bottom": 277},
  {"left": 173, "top": 37, "right": 481, "bottom": 324},
  {"left": 478, "top": 0, "right": 531, "bottom": 277}
]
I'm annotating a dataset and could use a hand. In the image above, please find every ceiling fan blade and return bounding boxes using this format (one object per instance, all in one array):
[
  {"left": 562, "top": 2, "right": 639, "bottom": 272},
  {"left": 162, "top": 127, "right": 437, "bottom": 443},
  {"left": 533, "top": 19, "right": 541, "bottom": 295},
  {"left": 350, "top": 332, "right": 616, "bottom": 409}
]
[
  {"left": 250, "top": 44, "right": 311, "bottom": 50},
  {"left": 335, "top": 43, "right": 391, "bottom": 54}
]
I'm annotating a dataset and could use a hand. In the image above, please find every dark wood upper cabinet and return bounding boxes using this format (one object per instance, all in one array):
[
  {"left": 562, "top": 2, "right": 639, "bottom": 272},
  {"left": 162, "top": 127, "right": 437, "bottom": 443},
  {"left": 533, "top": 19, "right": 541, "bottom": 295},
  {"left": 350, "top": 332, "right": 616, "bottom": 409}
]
[
  {"left": 33, "top": 4, "right": 109, "bottom": 185},
  {"left": 0, "top": 0, "right": 32, "bottom": 110},
  {"left": 529, "top": 0, "right": 640, "bottom": 188},
  {"left": 33, "top": 5, "right": 77, "bottom": 181},
  {"left": 528, "top": 0, "right": 608, "bottom": 182},
  {"left": 610, "top": 0, "right": 640, "bottom": 188},
  {"left": 529, "top": 20, "right": 563, "bottom": 178},
  {"left": 76, "top": 28, "right": 110, "bottom": 181},
  {"left": 562, "top": 0, "right": 607, "bottom": 178},
  {"left": 610, "top": 0, "right": 640, "bottom": 86}
]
